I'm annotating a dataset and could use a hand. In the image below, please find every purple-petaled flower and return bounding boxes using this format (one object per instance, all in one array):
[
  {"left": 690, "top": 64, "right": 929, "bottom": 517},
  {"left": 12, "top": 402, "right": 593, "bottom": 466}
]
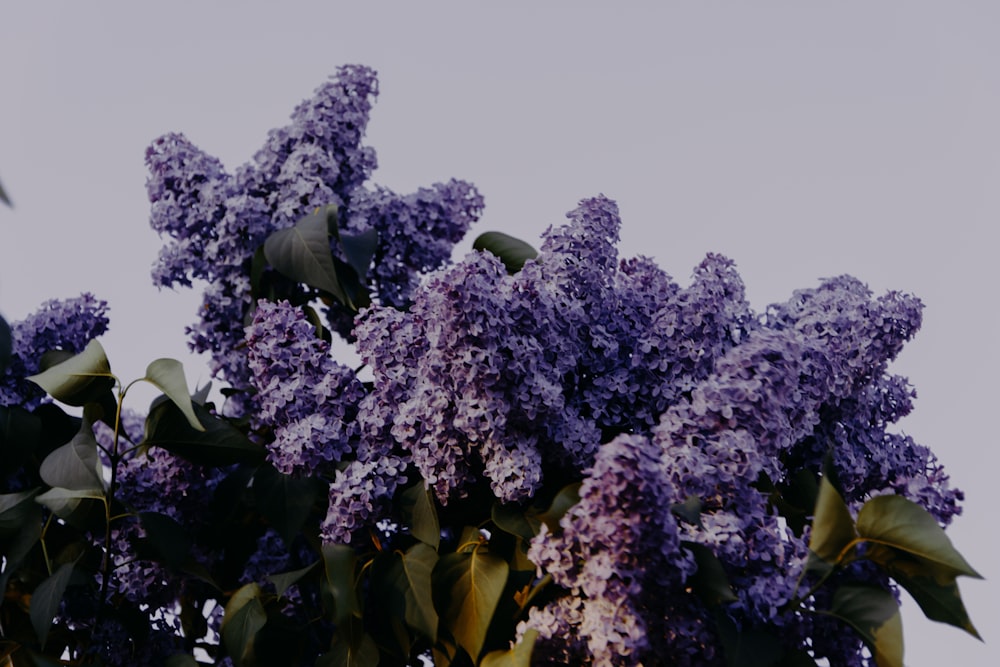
[
  {"left": 320, "top": 454, "right": 408, "bottom": 545},
  {"left": 0, "top": 293, "right": 109, "bottom": 409},
  {"left": 146, "top": 67, "right": 483, "bottom": 407},
  {"left": 246, "top": 300, "right": 365, "bottom": 475}
]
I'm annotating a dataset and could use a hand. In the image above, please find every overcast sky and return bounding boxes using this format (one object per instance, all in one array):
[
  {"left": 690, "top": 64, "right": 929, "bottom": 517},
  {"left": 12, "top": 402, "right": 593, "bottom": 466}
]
[{"left": 1, "top": 2, "right": 996, "bottom": 664}]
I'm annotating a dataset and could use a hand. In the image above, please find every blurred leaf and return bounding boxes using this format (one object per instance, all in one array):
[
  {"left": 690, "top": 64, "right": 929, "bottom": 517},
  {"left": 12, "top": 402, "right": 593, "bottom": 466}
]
[
  {"left": 38, "top": 419, "right": 103, "bottom": 492},
  {"left": 857, "top": 494, "right": 981, "bottom": 580},
  {"left": 28, "top": 340, "right": 115, "bottom": 407},
  {"left": 400, "top": 543, "right": 439, "bottom": 639},
  {"left": 670, "top": 495, "right": 704, "bottom": 527},
  {"left": 825, "top": 584, "right": 903, "bottom": 667},
  {"left": 165, "top": 655, "right": 201, "bottom": 667},
  {"left": 0, "top": 314, "right": 11, "bottom": 374},
  {"left": 0, "top": 488, "right": 41, "bottom": 535},
  {"left": 222, "top": 583, "right": 266, "bottom": 667},
  {"left": 682, "top": 541, "right": 738, "bottom": 606},
  {"left": 35, "top": 486, "right": 104, "bottom": 511},
  {"left": 401, "top": 481, "right": 440, "bottom": 549},
  {"left": 254, "top": 464, "right": 322, "bottom": 544},
  {"left": 714, "top": 610, "right": 786, "bottom": 667},
  {"left": 807, "top": 476, "right": 856, "bottom": 569},
  {"left": 144, "top": 398, "right": 264, "bottom": 466},
  {"left": 433, "top": 550, "right": 509, "bottom": 662},
  {"left": 29, "top": 561, "right": 76, "bottom": 649},
  {"left": 0, "top": 500, "right": 42, "bottom": 595},
  {"left": 491, "top": 503, "right": 536, "bottom": 541},
  {"left": 480, "top": 628, "right": 538, "bottom": 667},
  {"left": 264, "top": 205, "right": 349, "bottom": 306},
  {"left": 139, "top": 512, "right": 193, "bottom": 569},
  {"left": 318, "top": 631, "right": 379, "bottom": 667},
  {"left": 143, "top": 358, "right": 204, "bottom": 431},
  {"left": 339, "top": 228, "right": 378, "bottom": 283},
  {"left": 323, "top": 543, "right": 361, "bottom": 625},
  {"left": 473, "top": 232, "right": 538, "bottom": 274},
  {"left": 268, "top": 561, "right": 319, "bottom": 599},
  {"left": 532, "top": 482, "right": 581, "bottom": 534},
  {"left": 0, "top": 178, "right": 11, "bottom": 207}
]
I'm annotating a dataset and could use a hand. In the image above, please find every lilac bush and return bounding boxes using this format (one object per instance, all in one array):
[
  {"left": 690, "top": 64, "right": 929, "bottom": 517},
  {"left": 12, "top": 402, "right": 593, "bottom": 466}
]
[{"left": 0, "top": 68, "right": 981, "bottom": 667}]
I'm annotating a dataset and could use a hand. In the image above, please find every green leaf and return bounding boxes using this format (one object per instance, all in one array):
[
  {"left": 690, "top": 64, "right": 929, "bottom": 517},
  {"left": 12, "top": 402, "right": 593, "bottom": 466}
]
[
  {"left": 254, "top": 464, "right": 322, "bottom": 544},
  {"left": 887, "top": 565, "right": 981, "bottom": 639},
  {"left": 29, "top": 561, "right": 76, "bottom": 649},
  {"left": 38, "top": 419, "right": 104, "bottom": 492},
  {"left": 825, "top": 584, "right": 903, "bottom": 667},
  {"left": 857, "top": 494, "right": 981, "bottom": 580},
  {"left": 318, "top": 631, "right": 379, "bottom": 667},
  {"left": 491, "top": 502, "right": 537, "bottom": 540},
  {"left": 433, "top": 550, "right": 509, "bottom": 662},
  {"left": 807, "top": 476, "right": 856, "bottom": 568},
  {"left": 533, "top": 482, "right": 582, "bottom": 534},
  {"left": 34, "top": 486, "right": 105, "bottom": 514},
  {"left": 165, "top": 655, "right": 201, "bottom": 667},
  {"left": 0, "top": 488, "right": 41, "bottom": 535},
  {"left": 144, "top": 398, "right": 264, "bottom": 466},
  {"left": 268, "top": 561, "right": 319, "bottom": 599},
  {"left": 473, "top": 231, "right": 538, "bottom": 274},
  {"left": 480, "top": 628, "right": 538, "bottom": 667},
  {"left": 400, "top": 543, "right": 439, "bottom": 639},
  {"left": 400, "top": 481, "right": 440, "bottom": 549},
  {"left": 323, "top": 543, "right": 361, "bottom": 625},
  {"left": 143, "top": 358, "right": 204, "bottom": 431},
  {"left": 714, "top": 609, "right": 786, "bottom": 667},
  {"left": 0, "top": 314, "right": 11, "bottom": 374},
  {"left": 139, "top": 511, "right": 193, "bottom": 569},
  {"left": 264, "top": 205, "right": 349, "bottom": 306},
  {"left": 683, "top": 542, "right": 738, "bottom": 606},
  {"left": 340, "top": 228, "right": 378, "bottom": 282},
  {"left": 27, "top": 339, "right": 114, "bottom": 406},
  {"left": 670, "top": 495, "right": 704, "bottom": 527},
  {"left": 222, "top": 583, "right": 266, "bottom": 667}
]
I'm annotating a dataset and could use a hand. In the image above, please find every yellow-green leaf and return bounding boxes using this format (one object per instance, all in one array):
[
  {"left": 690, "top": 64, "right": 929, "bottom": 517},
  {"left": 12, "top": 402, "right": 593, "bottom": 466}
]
[
  {"left": 807, "top": 476, "right": 856, "bottom": 568},
  {"left": 433, "top": 550, "right": 509, "bottom": 661},
  {"left": 480, "top": 628, "right": 538, "bottom": 667},
  {"left": 826, "top": 584, "right": 903, "bottom": 667}
]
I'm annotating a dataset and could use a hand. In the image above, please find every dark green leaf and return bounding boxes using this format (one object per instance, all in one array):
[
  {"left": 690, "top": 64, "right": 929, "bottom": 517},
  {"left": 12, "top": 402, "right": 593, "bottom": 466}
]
[
  {"left": 27, "top": 339, "right": 114, "bottom": 406},
  {"left": 222, "top": 584, "right": 266, "bottom": 667},
  {"left": 825, "top": 584, "right": 903, "bottom": 667},
  {"left": 268, "top": 561, "right": 319, "bottom": 599},
  {"left": 340, "top": 228, "right": 378, "bottom": 282},
  {"left": 400, "top": 543, "right": 439, "bottom": 639},
  {"left": 254, "top": 464, "right": 322, "bottom": 544},
  {"left": 0, "top": 488, "right": 41, "bottom": 535},
  {"left": 0, "top": 501, "right": 42, "bottom": 595},
  {"left": 473, "top": 232, "right": 538, "bottom": 274},
  {"left": 264, "top": 205, "right": 349, "bottom": 306},
  {"left": 323, "top": 543, "right": 361, "bottom": 625},
  {"left": 400, "top": 481, "right": 440, "bottom": 549},
  {"left": 144, "top": 398, "right": 264, "bottom": 466},
  {"left": 139, "top": 512, "right": 193, "bottom": 569},
  {"left": 714, "top": 609, "right": 786, "bottom": 667},
  {"left": 533, "top": 482, "right": 581, "bottom": 534},
  {"left": 0, "top": 314, "right": 11, "bottom": 374},
  {"left": 683, "top": 542, "right": 738, "bottom": 606},
  {"left": 143, "top": 358, "right": 204, "bottom": 431},
  {"left": 856, "top": 494, "right": 981, "bottom": 580},
  {"left": 318, "top": 631, "right": 379, "bottom": 667},
  {"left": 888, "top": 565, "right": 980, "bottom": 639},
  {"left": 30, "top": 561, "right": 76, "bottom": 649},
  {"left": 491, "top": 502, "right": 538, "bottom": 540},
  {"left": 165, "top": 655, "right": 201, "bottom": 667},
  {"left": 670, "top": 495, "right": 704, "bottom": 527},
  {"left": 38, "top": 419, "right": 103, "bottom": 492},
  {"left": 807, "top": 476, "right": 856, "bottom": 568},
  {"left": 433, "top": 550, "right": 509, "bottom": 661},
  {"left": 480, "top": 628, "right": 538, "bottom": 667}
]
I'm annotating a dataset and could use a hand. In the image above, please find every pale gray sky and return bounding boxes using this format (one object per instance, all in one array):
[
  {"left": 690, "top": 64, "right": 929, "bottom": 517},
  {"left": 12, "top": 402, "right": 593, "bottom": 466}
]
[{"left": 1, "top": 2, "right": 996, "bottom": 664}]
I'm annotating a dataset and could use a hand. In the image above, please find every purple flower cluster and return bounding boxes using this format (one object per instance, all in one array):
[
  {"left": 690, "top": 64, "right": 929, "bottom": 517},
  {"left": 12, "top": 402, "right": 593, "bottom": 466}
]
[
  {"left": 0, "top": 293, "right": 109, "bottom": 409},
  {"left": 246, "top": 300, "right": 365, "bottom": 475},
  {"left": 146, "top": 67, "right": 482, "bottom": 406}
]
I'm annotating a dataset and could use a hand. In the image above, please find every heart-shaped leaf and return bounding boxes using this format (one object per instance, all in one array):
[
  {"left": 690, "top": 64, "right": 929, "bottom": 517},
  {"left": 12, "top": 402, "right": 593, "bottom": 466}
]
[
  {"left": 39, "top": 419, "right": 104, "bottom": 492},
  {"left": 28, "top": 339, "right": 114, "bottom": 406},
  {"left": 433, "top": 550, "right": 509, "bottom": 661},
  {"left": 481, "top": 628, "right": 538, "bottom": 667},
  {"left": 264, "top": 205, "right": 348, "bottom": 305},
  {"left": 143, "top": 358, "right": 203, "bottom": 431},
  {"left": 807, "top": 476, "right": 857, "bottom": 568}
]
